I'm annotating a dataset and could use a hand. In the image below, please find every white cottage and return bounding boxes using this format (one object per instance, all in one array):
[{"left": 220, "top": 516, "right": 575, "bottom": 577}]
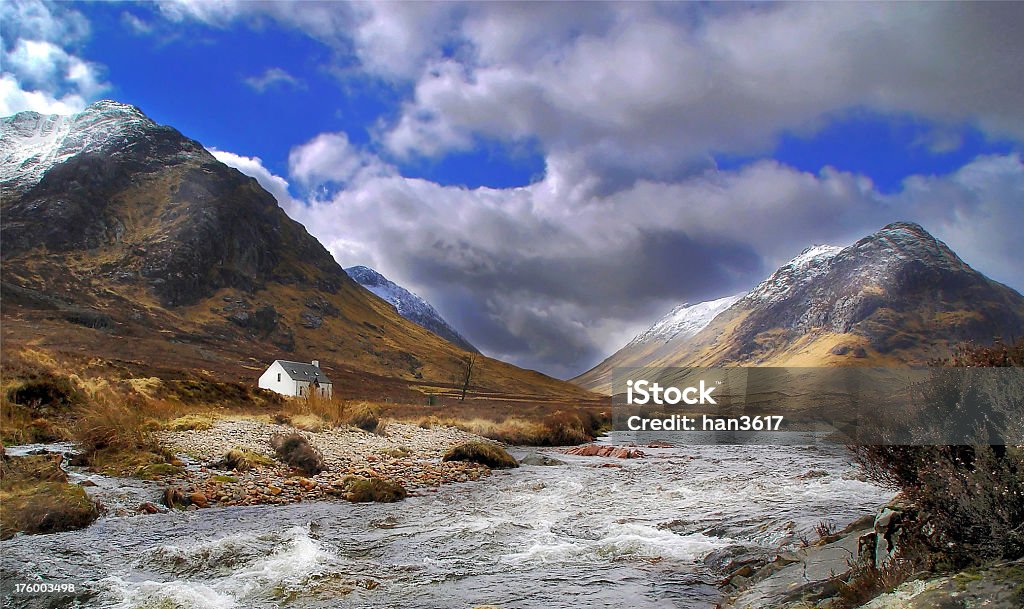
[{"left": 259, "top": 359, "right": 333, "bottom": 398}]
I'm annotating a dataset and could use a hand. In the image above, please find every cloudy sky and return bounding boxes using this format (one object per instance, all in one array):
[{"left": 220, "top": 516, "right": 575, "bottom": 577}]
[{"left": 3, "top": 1, "right": 1023, "bottom": 378}]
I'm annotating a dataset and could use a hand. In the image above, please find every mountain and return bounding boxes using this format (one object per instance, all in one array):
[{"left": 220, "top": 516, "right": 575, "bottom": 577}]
[
  {"left": 575, "top": 222, "right": 1024, "bottom": 393},
  {"left": 627, "top": 293, "right": 745, "bottom": 347},
  {"left": 0, "top": 101, "right": 595, "bottom": 402},
  {"left": 573, "top": 294, "right": 743, "bottom": 390},
  {"left": 345, "top": 266, "right": 479, "bottom": 353}
]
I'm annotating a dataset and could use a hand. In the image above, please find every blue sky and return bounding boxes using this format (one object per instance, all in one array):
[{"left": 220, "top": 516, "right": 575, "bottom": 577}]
[{"left": 2, "top": 1, "right": 1023, "bottom": 377}]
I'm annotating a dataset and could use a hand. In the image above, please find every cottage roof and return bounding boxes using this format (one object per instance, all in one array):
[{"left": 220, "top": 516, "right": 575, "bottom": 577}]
[{"left": 273, "top": 360, "right": 332, "bottom": 384}]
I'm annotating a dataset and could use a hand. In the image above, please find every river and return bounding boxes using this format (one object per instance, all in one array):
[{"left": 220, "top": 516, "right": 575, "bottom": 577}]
[{"left": 1, "top": 437, "right": 891, "bottom": 608}]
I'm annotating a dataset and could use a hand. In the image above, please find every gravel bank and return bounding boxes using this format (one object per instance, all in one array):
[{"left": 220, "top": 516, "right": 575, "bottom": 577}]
[{"left": 156, "top": 418, "right": 496, "bottom": 507}]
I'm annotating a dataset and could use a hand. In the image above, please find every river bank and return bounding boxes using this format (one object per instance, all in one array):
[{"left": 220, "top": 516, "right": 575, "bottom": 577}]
[{"left": 156, "top": 418, "right": 494, "bottom": 508}]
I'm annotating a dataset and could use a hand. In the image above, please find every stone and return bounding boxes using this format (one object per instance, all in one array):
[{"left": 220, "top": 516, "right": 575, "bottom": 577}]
[
  {"left": 188, "top": 492, "right": 209, "bottom": 508},
  {"left": 139, "top": 502, "right": 164, "bottom": 514},
  {"left": 519, "top": 453, "right": 567, "bottom": 466}
]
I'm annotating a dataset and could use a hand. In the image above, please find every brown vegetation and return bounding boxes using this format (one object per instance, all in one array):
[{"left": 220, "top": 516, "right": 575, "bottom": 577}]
[
  {"left": 0, "top": 454, "right": 99, "bottom": 539},
  {"left": 443, "top": 442, "right": 519, "bottom": 469},
  {"left": 853, "top": 337, "right": 1024, "bottom": 567},
  {"left": 216, "top": 448, "right": 275, "bottom": 472},
  {"left": 270, "top": 432, "right": 326, "bottom": 475},
  {"left": 342, "top": 476, "right": 407, "bottom": 503}
]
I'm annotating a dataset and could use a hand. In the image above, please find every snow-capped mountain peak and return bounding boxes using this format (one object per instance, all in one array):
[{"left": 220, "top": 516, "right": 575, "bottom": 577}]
[
  {"left": 1, "top": 100, "right": 202, "bottom": 193},
  {"left": 345, "top": 266, "right": 479, "bottom": 353},
  {"left": 744, "top": 244, "right": 843, "bottom": 306},
  {"left": 628, "top": 293, "right": 744, "bottom": 347}
]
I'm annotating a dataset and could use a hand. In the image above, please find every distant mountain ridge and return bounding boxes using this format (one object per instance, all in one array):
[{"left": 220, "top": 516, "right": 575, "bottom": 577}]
[
  {"left": 574, "top": 222, "right": 1024, "bottom": 393},
  {"left": 345, "top": 265, "right": 478, "bottom": 353}
]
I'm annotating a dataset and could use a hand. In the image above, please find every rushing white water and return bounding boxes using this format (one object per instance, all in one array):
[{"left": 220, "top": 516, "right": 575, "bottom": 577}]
[{"left": 1, "top": 442, "right": 891, "bottom": 609}]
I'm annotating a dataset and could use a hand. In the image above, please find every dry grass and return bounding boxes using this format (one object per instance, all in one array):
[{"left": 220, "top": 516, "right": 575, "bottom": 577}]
[
  {"left": 835, "top": 556, "right": 919, "bottom": 608},
  {"left": 342, "top": 476, "right": 407, "bottom": 503},
  {"left": 408, "top": 407, "right": 607, "bottom": 446},
  {"left": 289, "top": 413, "right": 327, "bottom": 432},
  {"left": 343, "top": 402, "right": 382, "bottom": 433},
  {"left": 0, "top": 454, "right": 99, "bottom": 539},
  {"left": 278, "top": 392, "right": 344, "bottom": 425},
  {"left": 165, "top": 413, "right": 216, "bottom": 431},
  {"left": 216, "top": 448, "right": 275, "bottom": 472},
  {"left": 443, "top": 442, "right": 519, "bottom": 469},
  {"left": 270, "top": 432, "right": 326, "bottom": 475}
]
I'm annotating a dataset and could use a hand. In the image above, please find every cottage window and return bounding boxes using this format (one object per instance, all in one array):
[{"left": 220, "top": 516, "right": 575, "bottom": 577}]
[{"left": 277, "top": 373, "right": 281, "bottom": 382}]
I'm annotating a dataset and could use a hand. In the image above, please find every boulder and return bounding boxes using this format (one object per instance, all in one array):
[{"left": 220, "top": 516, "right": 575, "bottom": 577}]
[
  {"left": 564, "top": 444, "right": 645, "bottom": 458},
  {"left": 519, "top": 453, "right": 566, "bottom": 466}
]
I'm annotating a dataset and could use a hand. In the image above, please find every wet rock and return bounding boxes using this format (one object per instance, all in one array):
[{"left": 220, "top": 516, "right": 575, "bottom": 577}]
[
  {"left": 162, "top": 486, "right": 188, "bottom": 509},
  {"left": 797, "top": 469, "right": 829, "bottom": 480},
  {"left": 564, "top": 444, "right": 645, "bottom": 458},
  {"left": 188, "top": 492, "right": 209, "bottom": 508},
  {"left": 139, "top": 502, "right": 165, "bottom": 514},
  {"left": 519, "top": 453, "right": 566, "bottom": 466}
]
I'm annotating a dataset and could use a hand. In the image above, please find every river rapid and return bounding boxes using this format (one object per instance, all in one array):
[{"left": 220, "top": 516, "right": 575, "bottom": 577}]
[{"left": 1, "top": 438, "right": 891, "bottom": 609}]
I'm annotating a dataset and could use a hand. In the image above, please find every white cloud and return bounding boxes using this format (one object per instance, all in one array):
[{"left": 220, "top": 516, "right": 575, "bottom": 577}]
[
  {"left": 120, "top": 12, "right": 154, "bottom": 35},
  {"left": 0, "top": 0, "right": 108, "bottom": 116},
  {"left": 384, "top": 3, "right": 1024, "bottom": 186},
  {"left": 208, "top": 148, "right": 295, "bottom": 208},
  {"left": 243, "top": 67, "right": 305, "bottom": 93},
  {"left": 0, "top": 73, "right": 85, "bottom": 115},
  {"left": 287, "top": 131, "right": 389, "bottom": 188}
]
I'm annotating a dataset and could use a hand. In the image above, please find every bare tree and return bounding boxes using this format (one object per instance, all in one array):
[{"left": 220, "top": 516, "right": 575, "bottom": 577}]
[{"left": 459, "top": 355, "right": 476, "bottom": 401}]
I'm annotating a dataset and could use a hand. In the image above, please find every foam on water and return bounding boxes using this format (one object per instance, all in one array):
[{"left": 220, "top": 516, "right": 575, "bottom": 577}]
[{"left": 100, "top": 526, "right": 333, "bottom": 608}]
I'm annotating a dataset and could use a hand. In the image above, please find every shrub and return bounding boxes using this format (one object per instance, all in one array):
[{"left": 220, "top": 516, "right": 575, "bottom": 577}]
[
  {"left": 217, "top": 448, "right": 275, "bottom": 472},
  {"left": 74, "top": 394, "right": 158, "bottom": 454},
  {"left": 836, "top": 553, "right": 918, "bottom": 607},
  {"left": 343, "top": 477, "right": 407, "bottom": 503},
  {"left": 541, "top": 411, "right": 591, "bottom": 445},
  {"left": 345, "top": 402, "right": 382, "bottom": 433},
  {"left": 442, "top": 442, "right": 518, "bottom": 469},
  {"left": 270, "top": 433, "right": 326, "bottom": 475},
  {"left": 6, "top": 376, "right": 80, "bottom": 412},
  {"left": 852, "top": 337, "right": 1024, "bottom": 565}
]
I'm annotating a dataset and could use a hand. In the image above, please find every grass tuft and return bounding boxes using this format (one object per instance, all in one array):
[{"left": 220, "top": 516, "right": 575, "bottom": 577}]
[
  {"left": 343, "top": 476, "right": 407, "bottom": 503},
  {"left": 217, "top": 448, "right": 275, "bottom": 472},
  {"left": 165, "top": 414, "right": 215, "bottom": 431},
  {"left": 270, "top": 432, "right": 326, "bottom": 475},
  {"left": 442, "top": 442, "right": 518, "bottom": 469}
]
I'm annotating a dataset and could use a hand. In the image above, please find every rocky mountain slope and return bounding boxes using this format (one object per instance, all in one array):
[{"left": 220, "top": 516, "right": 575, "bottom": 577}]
[
  {"left": 0, "top": 101, "right": 594, "bottom": 402},
  {"left": 345, "top": 266, "right": 478, "bottom": 353},
  {"left": 575, "top": 222, "right": 1024, "bottom": 393}
]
